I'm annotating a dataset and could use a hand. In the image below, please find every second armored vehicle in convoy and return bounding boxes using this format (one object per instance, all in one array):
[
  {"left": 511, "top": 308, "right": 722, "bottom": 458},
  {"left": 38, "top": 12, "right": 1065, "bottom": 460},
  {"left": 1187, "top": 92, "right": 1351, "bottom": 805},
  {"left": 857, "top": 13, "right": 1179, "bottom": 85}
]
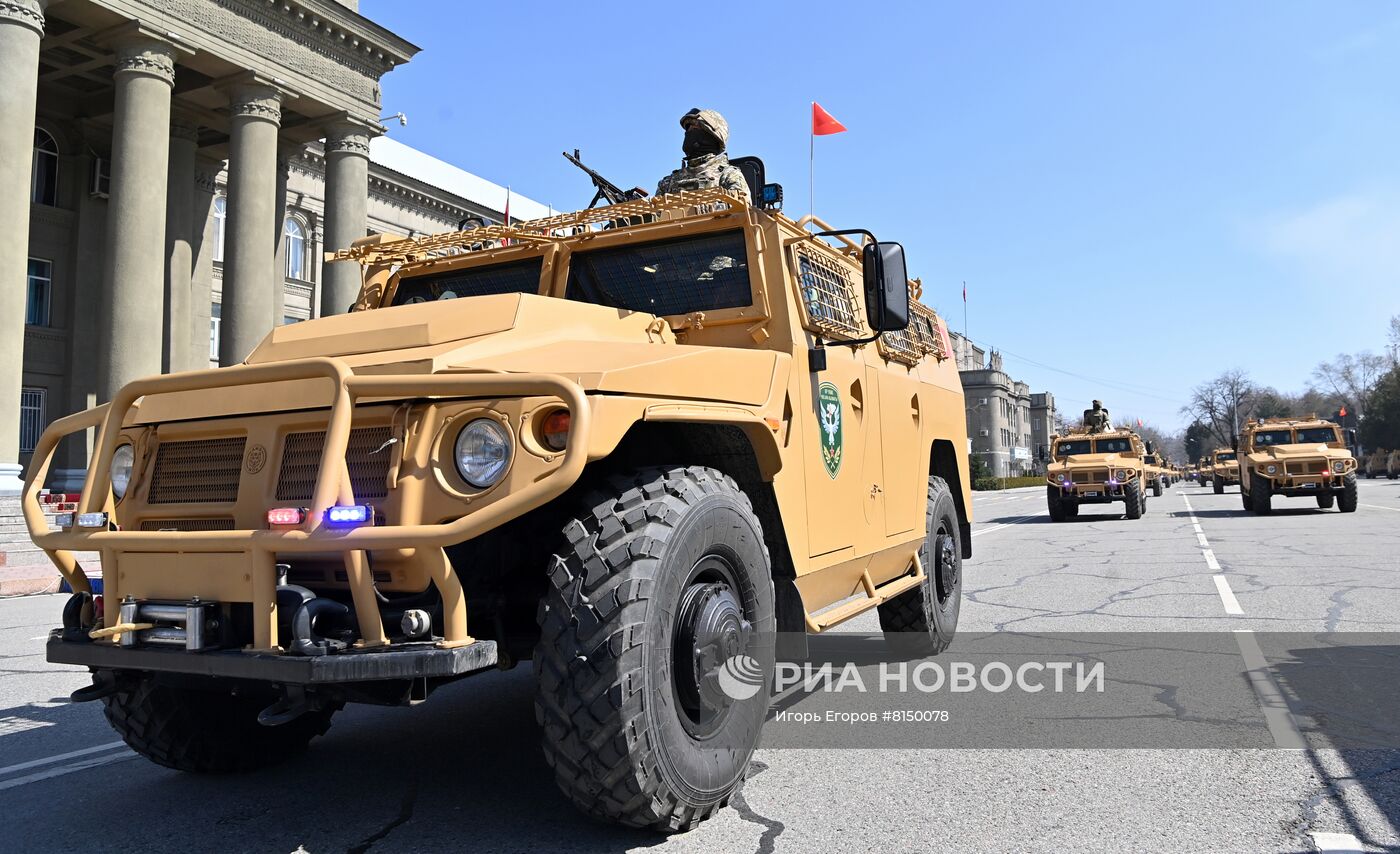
[
  {"left": 1045, "top": 427, "right": 1150, "bottom": 521},
  {"left": 1237, "top": 416, "right": 1358, "bottom": 513},
  {"left": 1209, "top": 448, "right": 1240, "bottom": 494},
  {"left": 23, "top": 180, "right": 972, "bottom": 831},
  {"left": 1363, "top": 449, "right": 1387, "bottom": 478},
  {"left": 1142, "top": 451, "right": 1168, "bottom": 496}
]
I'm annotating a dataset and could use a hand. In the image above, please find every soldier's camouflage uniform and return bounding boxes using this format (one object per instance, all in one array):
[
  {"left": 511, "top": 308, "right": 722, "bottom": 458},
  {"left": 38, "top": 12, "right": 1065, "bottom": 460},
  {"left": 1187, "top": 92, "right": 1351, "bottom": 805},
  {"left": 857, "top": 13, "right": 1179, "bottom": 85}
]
[{"left": 655, "top": 153, "right": 750, "bottom": 198}]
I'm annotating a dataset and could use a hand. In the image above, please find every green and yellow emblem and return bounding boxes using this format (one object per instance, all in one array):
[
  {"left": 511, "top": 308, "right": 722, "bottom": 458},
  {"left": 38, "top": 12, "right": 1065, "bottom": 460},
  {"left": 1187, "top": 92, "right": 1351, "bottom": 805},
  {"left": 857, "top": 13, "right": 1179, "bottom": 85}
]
[{"left": 818, "top": 381, "right": 843, "bottom": 479}]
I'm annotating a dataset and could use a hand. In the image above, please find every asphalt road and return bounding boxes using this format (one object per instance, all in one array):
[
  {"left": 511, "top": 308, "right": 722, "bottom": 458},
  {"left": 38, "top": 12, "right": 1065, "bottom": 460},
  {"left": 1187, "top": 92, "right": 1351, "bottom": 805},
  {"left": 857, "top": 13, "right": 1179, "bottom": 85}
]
[{"left": 3, "top": 478, "right": 1399, "bottom": 853}]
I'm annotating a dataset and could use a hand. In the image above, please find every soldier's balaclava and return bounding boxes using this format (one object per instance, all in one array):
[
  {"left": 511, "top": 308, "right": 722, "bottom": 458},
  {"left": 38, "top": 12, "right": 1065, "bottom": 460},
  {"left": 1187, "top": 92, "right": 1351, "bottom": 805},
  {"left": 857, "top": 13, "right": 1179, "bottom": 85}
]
[{"left": 683, "top": 126, "right": 723, "bottom": 159}]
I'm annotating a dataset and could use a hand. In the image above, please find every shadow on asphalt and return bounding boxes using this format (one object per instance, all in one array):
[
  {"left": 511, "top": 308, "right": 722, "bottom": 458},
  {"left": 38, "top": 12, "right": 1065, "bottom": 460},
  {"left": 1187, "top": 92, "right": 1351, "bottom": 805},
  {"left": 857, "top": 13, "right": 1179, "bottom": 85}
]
[
  {"left": 1190, "top": 508, "right": 1332, "bottom": 518},
  {"left": 6, "top": 665, "right": 673, "bottom": 853}
]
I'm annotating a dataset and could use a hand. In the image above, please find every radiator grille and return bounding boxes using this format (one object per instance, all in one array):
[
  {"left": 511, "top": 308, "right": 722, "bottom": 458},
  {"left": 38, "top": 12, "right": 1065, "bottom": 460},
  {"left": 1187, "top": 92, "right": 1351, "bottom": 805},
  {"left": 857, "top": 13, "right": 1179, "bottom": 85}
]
[
  {"left": 139, "top": 518, "right": 236, "bottom": 532},
  {"left": 1072, "top": 470, "right": 1106, "bottom": 484},
  {"left": 1286, "top": 460, "right": 1326, "bottom": 475},
  {"left": 276, "top": 426, "right": 394, "bottom": 502},
  {"left": 147, "top": 437, "right": 246, "bottom": 504}
]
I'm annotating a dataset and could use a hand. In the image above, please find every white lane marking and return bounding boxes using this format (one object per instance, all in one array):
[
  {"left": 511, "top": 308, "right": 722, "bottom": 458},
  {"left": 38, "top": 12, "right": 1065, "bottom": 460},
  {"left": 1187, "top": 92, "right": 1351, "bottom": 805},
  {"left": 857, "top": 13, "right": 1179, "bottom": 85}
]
[
  {"left": 1360, "top": 503, "right": 1400, "bottom": 513},
  {"left": 1309, "top": 831, "right": 1365, "bottom": 852},
  {"left": 1195, "top": 531, "right": 1210, "bottom": 547},
  {"left": 0, "top": 749, "right": 135, "bottom": 791},
  {"left": 0, "top": 741, "right": 126, "bottom": 777},
  {"left": 1213, "top": 575, "right": 1244, "bottom": 614},
  {"left": 1203, "top": 549, "right": 1221, "bottom": 571},
  {"left": 1191, "top": 522, "right": 1203, "bottom": 534},
  {"left": 971, "top": 513, "right": 1043, "bottom": 538},
  {"left": 1233, "top": 629, "right": 1306, "bottom": 750}
]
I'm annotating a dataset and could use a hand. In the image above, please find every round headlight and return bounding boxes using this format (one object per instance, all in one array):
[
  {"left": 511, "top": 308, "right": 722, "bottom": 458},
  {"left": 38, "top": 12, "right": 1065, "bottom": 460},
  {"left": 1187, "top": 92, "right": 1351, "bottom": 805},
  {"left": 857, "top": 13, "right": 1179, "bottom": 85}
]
[
  {"left": 454, "top": 418, "right": 512, "bottom": 488},
  {"left": 111, "top": 443, "right": 135, "bottom": 500},
  {"left": 1266, "top": 464, "right": 1277, "bottom": 474},
  {"left": 1116, "top": 469, "right": 1129, "bottom": 480},
  {"left": 1332, "top": 461, "right": 1345, "bottom": 474}
]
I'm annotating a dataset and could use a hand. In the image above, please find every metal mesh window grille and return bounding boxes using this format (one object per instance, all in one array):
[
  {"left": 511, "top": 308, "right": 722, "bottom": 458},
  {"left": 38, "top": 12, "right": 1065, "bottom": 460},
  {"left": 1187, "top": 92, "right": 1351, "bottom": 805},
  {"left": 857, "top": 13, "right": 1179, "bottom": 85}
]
[
  {"left": 391, "top": 257, "right": 543, "bottom": 306},
  {"left": 19, "top": 387, "right": 44, "bottom": 454},
  {"left": 276, "top": 426, "right": 394, "bottom": 502},
  {"left": 148, "top": 437, "right": 247, "bottom": 504},
  {"left": 794, "top": 247, "right": 861, "bottom": 338},
  {"left": 565, "top": 230, "right": 751, "bottom": 316}
]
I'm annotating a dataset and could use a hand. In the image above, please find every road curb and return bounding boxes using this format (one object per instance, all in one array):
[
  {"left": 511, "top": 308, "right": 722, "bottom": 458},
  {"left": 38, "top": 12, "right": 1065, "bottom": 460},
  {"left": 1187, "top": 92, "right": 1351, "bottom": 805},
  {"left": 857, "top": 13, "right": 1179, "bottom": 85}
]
[{"left": 0, "top": 574, "right": 62, "bottom": 598}]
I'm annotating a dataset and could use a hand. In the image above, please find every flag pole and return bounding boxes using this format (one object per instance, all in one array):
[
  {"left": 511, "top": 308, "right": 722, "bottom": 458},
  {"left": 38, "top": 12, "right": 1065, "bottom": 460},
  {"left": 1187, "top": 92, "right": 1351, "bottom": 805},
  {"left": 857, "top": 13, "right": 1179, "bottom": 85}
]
[
  {"left": 963, "top": 280, "right": 968, "bottom": 339},
  {"left": 808, "top": 102, "right": 815, "bottom": 224}
]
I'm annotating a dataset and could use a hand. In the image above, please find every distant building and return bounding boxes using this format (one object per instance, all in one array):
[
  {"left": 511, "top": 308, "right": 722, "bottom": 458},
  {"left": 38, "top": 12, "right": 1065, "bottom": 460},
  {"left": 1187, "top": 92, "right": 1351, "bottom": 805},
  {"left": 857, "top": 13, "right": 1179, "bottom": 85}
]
[{"left": 948, "top": 331, "right": 1056, "bottom": 477}]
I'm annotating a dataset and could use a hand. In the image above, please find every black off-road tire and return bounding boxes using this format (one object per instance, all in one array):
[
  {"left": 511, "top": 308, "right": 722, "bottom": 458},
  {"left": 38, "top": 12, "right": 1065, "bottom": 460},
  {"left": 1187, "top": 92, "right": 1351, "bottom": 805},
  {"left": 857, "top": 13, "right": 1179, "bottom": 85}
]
[
  {"left": 1124, "top": 480, "right": 1144, "bottom": 519},
  {"left": 879, "top": 477, "right": 963, "bottom": 656},
  {"left": 1065, "top": 500, "right": 1080, "bottom": 519},
  {"left": 101, "top": 677, "right": 336, "bottom": 773},
  {"left": 1047, "top": 485, "right": 1067, "bottom": 522},
  {"left": 1213, "top": 477, "right": 1225, "bottom": 495},
  {"left": 1151, "top": 477, "right": 1163, "bottom": 498},
  {"left": 1338, "top": 474, "right": 1359, "bottom": 512},
  {"left": 1317, "top": 492, "right": 1335, "bottom": 509},
  {"left": 534, "top": 466, "right": 775, "bottom": 833},
  {"left": 1250, "top": 473, "right": 1273, "bottom": 515}
]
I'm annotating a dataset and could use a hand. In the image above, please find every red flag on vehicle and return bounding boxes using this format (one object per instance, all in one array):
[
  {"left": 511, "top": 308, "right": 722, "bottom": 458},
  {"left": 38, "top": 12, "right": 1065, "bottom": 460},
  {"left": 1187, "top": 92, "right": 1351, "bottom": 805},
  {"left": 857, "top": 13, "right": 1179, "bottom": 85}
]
[
  {"left": 812, "top": 102, "right": 847, "bottom": 135},
  {"left": 1137, "top": 418, "right": 1144, "bottom": 428},
  {"left": 1339, "top": 406, "right": 1348, "bottom": 417}
]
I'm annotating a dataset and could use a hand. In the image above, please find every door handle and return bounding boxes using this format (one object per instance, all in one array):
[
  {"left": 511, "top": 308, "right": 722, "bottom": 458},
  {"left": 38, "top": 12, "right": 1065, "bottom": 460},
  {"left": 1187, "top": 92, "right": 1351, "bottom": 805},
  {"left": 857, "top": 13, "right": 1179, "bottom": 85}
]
[{"left": 849, "top": 379, "right": 863, "bottom": 412}]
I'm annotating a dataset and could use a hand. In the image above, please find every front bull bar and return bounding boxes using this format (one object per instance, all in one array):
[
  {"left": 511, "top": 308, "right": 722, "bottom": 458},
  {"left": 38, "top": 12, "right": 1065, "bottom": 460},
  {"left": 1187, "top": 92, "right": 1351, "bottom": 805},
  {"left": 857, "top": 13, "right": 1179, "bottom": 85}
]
[{"left": 22, "top": 357, "right": 591, "bottom": 652}]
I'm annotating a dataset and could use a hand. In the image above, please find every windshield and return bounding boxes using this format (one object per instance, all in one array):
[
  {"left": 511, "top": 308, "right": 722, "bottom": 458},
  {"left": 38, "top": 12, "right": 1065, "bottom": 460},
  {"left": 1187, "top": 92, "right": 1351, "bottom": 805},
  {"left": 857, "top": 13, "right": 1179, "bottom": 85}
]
[
  {"left": 1298, "top": 427, "right": 1340, "bottom": 444},
  {"left": 1096, "top": 438, "right": 1134, "bottom": 454},
  {"left": 1144, "top": 454, "right": 1158, "bottom": 464},
  {"left": 391, "top": 257, "right": 543, "bottom": 306},
  {"left": 1253, "top": 430, "right": 1294, "bottom": 447},
  {"left": 1215, "top": 452, "right": 1236, "bottom": 462},
  {"left": 1055, "top": 440, "right": 1091, "bottom": 456},
  {"left": 565, "top": 230, "right": 751, "bottom": 316}
]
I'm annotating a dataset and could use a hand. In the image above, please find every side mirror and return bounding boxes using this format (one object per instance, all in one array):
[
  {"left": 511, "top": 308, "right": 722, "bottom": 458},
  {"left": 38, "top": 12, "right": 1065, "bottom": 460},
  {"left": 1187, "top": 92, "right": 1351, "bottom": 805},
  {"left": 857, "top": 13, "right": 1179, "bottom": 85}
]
[
  {"left": 1231, "top": 435, "right": 1239, "bottom": 451},
  {"left": 1346, "top": 429, "right": 1357, "bottom": 446},
  {"left": 862, "top": 241, "right": 909, "bottom": 332},
  {"left": 1145, "top": 441, "right": 1155, "bottom": 454}
]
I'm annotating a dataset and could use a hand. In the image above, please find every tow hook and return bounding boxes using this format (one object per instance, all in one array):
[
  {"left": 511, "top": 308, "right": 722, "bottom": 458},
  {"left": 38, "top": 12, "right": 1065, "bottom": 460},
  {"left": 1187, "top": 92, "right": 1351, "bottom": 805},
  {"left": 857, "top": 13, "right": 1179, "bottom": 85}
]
[
  {"left": 257, "top": 685, "right": 329, "bottom": 727},
  {"left": 69, "top": 670, "right": 127, "bottom": 703}
]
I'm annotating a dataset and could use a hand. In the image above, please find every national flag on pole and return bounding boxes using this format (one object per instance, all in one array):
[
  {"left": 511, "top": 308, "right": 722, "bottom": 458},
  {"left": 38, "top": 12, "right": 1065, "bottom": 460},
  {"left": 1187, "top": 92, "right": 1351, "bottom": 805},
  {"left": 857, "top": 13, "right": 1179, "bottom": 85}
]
[
  {"left": 1339, "top": 405, "right": 1348, "bottom": 417},
  {"left": 1137, "top": 418, "right": 1144, "bottom": 428},
  {"left": 962, "top": 282, "right": 967, "bottom": 303},
  {"left": 502, "top": 186, "right": 512, "bottom": 245},
  {"left": 812, "top": 102, "right": 847, "bottom": 135}
]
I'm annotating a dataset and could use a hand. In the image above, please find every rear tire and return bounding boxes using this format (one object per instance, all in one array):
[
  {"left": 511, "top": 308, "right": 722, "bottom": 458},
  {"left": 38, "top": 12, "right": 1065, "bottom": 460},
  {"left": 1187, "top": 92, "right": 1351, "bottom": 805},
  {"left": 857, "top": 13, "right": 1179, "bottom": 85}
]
[
  {"left": 1250, "top": 473, "right": 1272, "bottom": 515},
  {"left": 1316, "top": 493, "right": 1335, "bottom": 509},
  {"left": 1338, "top": 473, "right": 1358, "bottom": 513},
  {"left": 101, "top": 677, "right": 336, "bottom": 773},
  {"left": 534, "top": 465, "right": 775, "bottom": 832},
  {"left": 879, "top": 477, "right": 963, "bottom": 656},
  {"left": 1124, "top": 480, "right": 1143, "bottom": 519}
]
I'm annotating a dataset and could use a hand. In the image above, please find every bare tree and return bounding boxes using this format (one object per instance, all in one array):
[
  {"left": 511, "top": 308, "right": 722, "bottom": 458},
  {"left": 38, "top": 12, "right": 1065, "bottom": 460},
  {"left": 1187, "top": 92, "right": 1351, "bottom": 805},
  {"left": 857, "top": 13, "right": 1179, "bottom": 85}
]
[
  {"left": 1182, "top": 369, "right": 1257, "bottom": 445},
  {"left": 1388, "top": 315, "right": 1400, "bottom": 366},
  {"left": 1311, "top": 351, "right": 1387, "bottom": 419}
]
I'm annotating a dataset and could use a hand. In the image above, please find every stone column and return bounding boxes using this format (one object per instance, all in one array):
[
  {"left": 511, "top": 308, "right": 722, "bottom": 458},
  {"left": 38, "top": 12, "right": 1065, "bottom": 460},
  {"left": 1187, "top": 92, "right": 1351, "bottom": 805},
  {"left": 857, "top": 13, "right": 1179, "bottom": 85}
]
[
  {"left": 163, "top": 119, "right": 198, "bottom": 373},
  {"left": 0, "top": 0, "right": 48, "bottom": 494},
  {"left": 271, "top": 145, "right": 298, "bottom": 327},
  {"left": 189, "top": 158, "right": 220, "bottom": 367},
  {"left": 96, "top": 37, "right": 177, "bottom": 404},
  {"left": 320, "top": 118, "right": 375, "bottom": 317},
  {"left": 220, "top": 80, "right": 285, "bottom": 366}
]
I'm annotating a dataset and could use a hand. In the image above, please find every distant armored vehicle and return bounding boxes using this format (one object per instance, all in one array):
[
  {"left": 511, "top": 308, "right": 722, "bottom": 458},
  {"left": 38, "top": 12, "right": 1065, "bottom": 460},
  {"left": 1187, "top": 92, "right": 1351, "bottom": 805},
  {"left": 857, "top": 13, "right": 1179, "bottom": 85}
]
[
  {"left": 1237, "top": 416, "right": 1357, "bottom": 513},
  {"left": 1209, "top": 448, "right": 1240, "bottom": 494},
  {"left": 1045, "top": 427, "right": 1149, "bottom": 521}
]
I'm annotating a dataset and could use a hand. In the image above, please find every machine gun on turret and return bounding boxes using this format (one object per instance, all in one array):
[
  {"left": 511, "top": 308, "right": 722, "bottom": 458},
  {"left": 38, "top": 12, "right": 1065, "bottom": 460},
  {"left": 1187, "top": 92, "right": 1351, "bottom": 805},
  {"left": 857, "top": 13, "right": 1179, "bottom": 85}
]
[{"left": 563, "top": 149, "right": 648, "bottom": 208}]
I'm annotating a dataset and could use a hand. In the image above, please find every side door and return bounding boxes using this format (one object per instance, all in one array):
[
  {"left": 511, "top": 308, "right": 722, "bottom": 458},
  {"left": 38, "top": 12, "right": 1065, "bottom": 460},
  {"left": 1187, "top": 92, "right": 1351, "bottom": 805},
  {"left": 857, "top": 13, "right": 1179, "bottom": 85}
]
[{"left": 800, "top": 344, "right": 879, "bottom": 558}]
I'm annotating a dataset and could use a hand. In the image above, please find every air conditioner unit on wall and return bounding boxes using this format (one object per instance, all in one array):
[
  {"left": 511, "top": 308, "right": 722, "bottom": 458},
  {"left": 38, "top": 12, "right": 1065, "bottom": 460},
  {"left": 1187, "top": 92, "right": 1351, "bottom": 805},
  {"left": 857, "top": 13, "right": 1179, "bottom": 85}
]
[
  {"left": 978, "top": 398, "right": 989, "bottom": 405},
  {"left": 980, "top": 429, "right": 990, "bottom": 437},
  {"left": 90, "top": 157, "right": 111, "bottom": 198}
]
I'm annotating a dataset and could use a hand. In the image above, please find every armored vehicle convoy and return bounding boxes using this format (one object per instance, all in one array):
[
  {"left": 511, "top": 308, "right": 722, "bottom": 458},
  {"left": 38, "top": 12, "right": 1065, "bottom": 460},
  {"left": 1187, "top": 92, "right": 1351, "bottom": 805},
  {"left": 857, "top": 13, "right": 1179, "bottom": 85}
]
[
  {"left": 24, "top": 186, "right": 972, "bottom": 831},
  {"left": 1237, "top": 416, "right": 1357, "bottom": 513},
  {"left": 1045, "top": 427, "right": 1149, "bottom": 521},
  {"left": 1142, "top": 452, "right": 1167, "bottom": 496},
  {"left": 1390, "top": 450, "right": 1400, "bottom": 480},
  {"left": 1209, "top": 448, "right": 1240, "bottom": 494},
  {"left": 1362, "top": 449, "right": 1387, "bottom": 478}
]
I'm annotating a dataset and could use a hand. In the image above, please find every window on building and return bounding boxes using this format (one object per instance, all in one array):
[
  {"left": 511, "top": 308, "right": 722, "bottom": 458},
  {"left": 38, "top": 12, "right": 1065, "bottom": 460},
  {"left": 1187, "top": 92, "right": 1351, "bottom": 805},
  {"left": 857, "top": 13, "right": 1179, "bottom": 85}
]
[
  {"left": 284, "top": 217, "right": 306, "bottom": 280},
  {"left": 283, "top": 315, "right": 303, "bottom": 325},
  {"left": 19, "top": 387, "right": 45, "bottom": 454},
  {"left": 209, "top": 302, "right": 221, "bottom": 360},
  {"left": 32, "top": 129, "right": 58, "bottom": 206},
  {"left": 212, "top": 197, "right": 226, "bottom": 262},
  {"left": 26, "top": 258, "right": 51, "bottom": 326}
]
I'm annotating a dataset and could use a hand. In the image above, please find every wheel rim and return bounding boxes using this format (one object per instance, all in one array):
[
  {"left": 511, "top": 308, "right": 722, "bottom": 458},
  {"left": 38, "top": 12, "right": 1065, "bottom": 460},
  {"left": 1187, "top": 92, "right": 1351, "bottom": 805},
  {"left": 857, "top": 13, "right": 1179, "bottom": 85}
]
[
  {"left": 672, "top": 554, "right": 753, "bottom": 740},
  {"left": 933, "top": 523, "right": 958, "bottom": 606}
]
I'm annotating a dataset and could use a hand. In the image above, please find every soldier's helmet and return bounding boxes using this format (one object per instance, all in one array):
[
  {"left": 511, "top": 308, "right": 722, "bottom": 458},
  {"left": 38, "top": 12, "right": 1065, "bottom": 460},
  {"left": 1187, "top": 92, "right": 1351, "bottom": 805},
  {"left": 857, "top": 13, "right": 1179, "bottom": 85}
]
[
  {"left": 1092, "top": 400, "right": 1102, "bottom": 409},
  {"left": 680, "top": 108, "right": 730, "bottom": 147}
]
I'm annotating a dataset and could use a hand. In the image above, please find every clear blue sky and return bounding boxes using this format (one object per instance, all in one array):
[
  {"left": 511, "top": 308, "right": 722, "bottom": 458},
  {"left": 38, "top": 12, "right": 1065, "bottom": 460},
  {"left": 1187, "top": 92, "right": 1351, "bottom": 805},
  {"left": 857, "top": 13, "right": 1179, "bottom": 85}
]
[{"left": 363, "top": 1, "right": 1400, "bottom": 431}]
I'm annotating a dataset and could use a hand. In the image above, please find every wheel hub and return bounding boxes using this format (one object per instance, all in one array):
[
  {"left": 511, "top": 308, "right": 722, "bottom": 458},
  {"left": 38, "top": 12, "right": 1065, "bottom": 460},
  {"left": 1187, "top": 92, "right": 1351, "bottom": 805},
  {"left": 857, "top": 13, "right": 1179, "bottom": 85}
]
[
  {"left": 935, "top": 532, "right": 958, "bottom": 605},
  {"left": 674, "top": 571, "right": 751, "bottom": 738}
]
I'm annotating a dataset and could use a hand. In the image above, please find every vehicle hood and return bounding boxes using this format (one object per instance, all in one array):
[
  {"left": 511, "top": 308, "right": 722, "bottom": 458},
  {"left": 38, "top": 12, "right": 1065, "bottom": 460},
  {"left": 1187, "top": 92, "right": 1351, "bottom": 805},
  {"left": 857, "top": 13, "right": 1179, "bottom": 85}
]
[
  {"left": 1246, "top": 444, "right": 1345, "bottom": 464},
  {"left": 1049, "top": 454, "right": 1140, "bottom": 472},
  {"left": 133, "top": 294, "right": 788, "bottom": 423}
]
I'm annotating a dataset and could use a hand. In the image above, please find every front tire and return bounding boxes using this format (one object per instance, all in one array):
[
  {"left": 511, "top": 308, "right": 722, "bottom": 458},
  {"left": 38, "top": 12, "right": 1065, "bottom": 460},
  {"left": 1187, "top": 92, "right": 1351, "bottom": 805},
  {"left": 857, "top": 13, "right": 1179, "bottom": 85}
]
[
  {"left": 1338, "top": 473, "right": 1358, "bottom": 513},
  {"left": 1047, "top": 485, "right": 1067, "bottom": 522},
  {"left": 1124, "top": 480, "right": 1143, "bottom": 519},
  {"left": 1250, "top": 473, "right": 1272, "bottom": 515},
  {"left": 101, "top": 677, "right": 336, "bottom": 773},
  {"left": 879, "top": 477, "right": 963, "bottom": 655},
  {"left": 1151, "top": 477, "right": 1163, "bottom": 498},
  {"left": 1213, "top": 477, "right": 1225, "bottom": 495},
  {"left": 534, "top": 465, "right": 775, "bottom": 832}
]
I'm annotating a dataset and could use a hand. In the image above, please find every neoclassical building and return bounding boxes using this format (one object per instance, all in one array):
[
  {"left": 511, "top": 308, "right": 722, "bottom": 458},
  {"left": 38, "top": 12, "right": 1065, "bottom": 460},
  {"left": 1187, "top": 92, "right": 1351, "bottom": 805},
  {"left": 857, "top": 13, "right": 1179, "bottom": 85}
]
[{"left": 3, "top": 0, "right": 545, "bottom": 493}]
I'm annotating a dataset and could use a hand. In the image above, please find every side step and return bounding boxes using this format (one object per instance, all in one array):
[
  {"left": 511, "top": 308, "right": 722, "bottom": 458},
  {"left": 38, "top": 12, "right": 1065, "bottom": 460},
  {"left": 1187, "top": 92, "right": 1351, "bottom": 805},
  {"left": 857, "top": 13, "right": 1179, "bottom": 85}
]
[{"left": 805, "top": 556, "right": 925, "bottom": 633}]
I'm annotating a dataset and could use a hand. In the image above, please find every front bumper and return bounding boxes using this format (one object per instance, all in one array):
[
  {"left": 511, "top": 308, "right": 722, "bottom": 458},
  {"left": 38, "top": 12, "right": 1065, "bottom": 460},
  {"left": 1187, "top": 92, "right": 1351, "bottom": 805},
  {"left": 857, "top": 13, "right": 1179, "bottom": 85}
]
[
  {"left": 47, "top": 631, "right": 499, "bottom": 684},
  {"left": 1048, "top": 479, "right": 1135, "bottom": 503},
  {"left": 22, "top": 357, "right": 590, "bottom": 653}
]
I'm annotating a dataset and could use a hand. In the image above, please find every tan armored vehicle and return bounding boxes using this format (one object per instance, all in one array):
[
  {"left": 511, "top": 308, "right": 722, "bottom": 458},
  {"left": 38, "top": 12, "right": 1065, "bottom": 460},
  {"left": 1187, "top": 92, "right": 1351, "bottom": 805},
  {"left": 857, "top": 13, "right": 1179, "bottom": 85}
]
[
  {"left": 1142, "top": 451, "right": 1167, "bottom": 496},
  {"left": 1237, "top": 417, "right": 1357, "bottom": 513},
  {"left": 1209, "top": 447, "right": 1239, "bottom": 494},
  {"left": 1362, "top": 449, "right": 1387, "bottom": 478},
  {"left": 1045, "top": 427, "right": 1149, "bottom": 521},
  {"left": 1390, "top": 450, "right": 1400, "bottom": 480},
  {"left": 23, "top": 186, "right": 972, "bottom": 831}
]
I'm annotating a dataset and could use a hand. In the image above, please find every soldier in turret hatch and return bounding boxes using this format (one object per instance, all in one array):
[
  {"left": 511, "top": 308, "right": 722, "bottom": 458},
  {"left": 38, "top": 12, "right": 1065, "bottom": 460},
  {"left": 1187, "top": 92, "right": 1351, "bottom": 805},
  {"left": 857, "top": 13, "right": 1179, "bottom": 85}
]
[
  {"left": 656, "top": 108, "right": 750, "bottom": 198},
  {"left": 1084, "top": 400, "right": 1112, "bottom": 434}
]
